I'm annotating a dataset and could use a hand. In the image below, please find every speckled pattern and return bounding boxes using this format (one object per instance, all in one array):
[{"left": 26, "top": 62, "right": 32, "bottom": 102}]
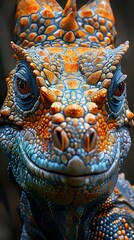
[{"left": 0, "top": 0, "right": 134, "bottom": 239}]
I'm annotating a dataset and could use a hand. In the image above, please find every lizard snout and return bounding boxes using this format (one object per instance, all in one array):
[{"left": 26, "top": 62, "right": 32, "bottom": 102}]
[{"left": 52, "top": 125, "right": 97, "bottom": 153}]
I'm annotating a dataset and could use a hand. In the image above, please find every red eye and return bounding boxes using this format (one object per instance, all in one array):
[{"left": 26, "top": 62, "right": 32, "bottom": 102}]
[
  {"left": 17, "top": 78, "right": 31, "bottom": 94},
  {"left": 114, "top": 81, "right": 125, "bottom": 96}
]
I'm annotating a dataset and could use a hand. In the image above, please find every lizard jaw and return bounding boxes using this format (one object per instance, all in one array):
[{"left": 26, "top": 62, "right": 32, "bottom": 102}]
[
  {"left": 14, "top": 140, "right": 119, "bottom": 205},
  {"left": 18, "top": 140, "right": 120, "bottom": 188}
]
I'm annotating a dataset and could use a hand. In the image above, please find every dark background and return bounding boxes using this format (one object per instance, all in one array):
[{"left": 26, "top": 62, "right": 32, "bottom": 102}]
[{"left": 0, "top": 0, "right": 134, "bottom": 239}]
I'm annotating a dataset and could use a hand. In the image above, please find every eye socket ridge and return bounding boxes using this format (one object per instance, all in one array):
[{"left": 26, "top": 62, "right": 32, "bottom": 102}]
[{"left": 15, "top": 61, "right": 32, "bottom": 84}]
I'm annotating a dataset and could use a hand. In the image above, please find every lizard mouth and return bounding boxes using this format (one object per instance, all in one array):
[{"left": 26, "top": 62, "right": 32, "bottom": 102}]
[{"left": 18, "top": 139, "right": 120, "bottom": 187}]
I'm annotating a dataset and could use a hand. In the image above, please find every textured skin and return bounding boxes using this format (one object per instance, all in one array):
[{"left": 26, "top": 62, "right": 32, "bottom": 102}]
[{"left": 0, "top": 0, "right": 134, "bottom": 239}]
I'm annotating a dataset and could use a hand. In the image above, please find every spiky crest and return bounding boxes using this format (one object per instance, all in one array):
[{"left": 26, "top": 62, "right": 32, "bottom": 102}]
[{"left": 14, "top": 0, "right": 117, "bottom": 48}]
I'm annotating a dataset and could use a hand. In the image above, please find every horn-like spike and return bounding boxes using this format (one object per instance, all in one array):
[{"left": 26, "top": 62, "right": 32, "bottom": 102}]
[
  {"left": 60, "top": 11, "right": 78, "bottom": 31},
  {"left": 63, "top": 0, "right": 77, "bottom": 17},
  {"left": 40, "top": 87, "right": 57, "bottom": 108},
  {"left": 11, "top": 41, "right": 33, "bottom": 63},
  {"left": 16, "top": 0, "right": 62, "bottom": 20},
  {"left": 11, "top": 41, "right": 25, "bottom": 59}
]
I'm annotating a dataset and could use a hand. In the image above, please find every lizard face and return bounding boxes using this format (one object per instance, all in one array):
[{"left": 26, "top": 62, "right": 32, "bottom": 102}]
[
  {"left": 0, "top": 43, "right": 133, "bottom": 206},
  {"left": 0, "top": 0, "right": 134, "bottom": 206}
]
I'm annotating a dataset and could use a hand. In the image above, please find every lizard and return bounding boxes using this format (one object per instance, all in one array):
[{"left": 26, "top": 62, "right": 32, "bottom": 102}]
[{"left": 0, "top": 0, "right": 134, "bottom": 239}]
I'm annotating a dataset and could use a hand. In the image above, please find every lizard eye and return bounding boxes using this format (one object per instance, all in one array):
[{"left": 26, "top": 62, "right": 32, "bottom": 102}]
[
  {"left": 107, "top": 65, "right": 127, "bottom": 115},
  {"left": 17, "top": 78, "right": 31, "bottom": 95},
  {"left": 113, "top": 81, "right": 125, "bottom": 97},
  {"left": 14, "top": 60, "right": 39, "bottom": 112}
]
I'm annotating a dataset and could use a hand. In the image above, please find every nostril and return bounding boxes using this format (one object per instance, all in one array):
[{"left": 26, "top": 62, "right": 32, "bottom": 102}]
[
  {"left": 90, "top": 132, "right": 94, "bottom": 143},
  {"left": 83, "top": 128, "right": 97, "bottom": 152},
  {"left": 56, "top": 130, "right": 62, "bottom": 146},
  {"left": 52, "top": 127, "right": 69, "bottom": 151}
]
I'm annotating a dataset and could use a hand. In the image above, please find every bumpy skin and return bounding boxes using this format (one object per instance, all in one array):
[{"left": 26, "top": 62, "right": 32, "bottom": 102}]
[{"left": 0, "top": 0, "right": 134, "bottom": 239}]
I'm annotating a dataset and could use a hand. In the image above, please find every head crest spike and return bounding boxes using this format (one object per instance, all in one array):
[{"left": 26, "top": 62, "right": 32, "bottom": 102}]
[
  {"left": 60, "top": 11, "right": 78, "bottom": 31},
  {"left": 11, "top": 41, "right": 24, "bottom": 59},
  {"left": 11, "top": 41, "right": 32, "bottom": 62},
  {"left": 63, "top": 0, "right": 77, "bottom": 17}
]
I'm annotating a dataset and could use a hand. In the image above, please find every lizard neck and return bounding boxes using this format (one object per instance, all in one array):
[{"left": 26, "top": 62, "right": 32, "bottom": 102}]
[
  {"left": 29, "top": 194, "right": 103, "bottom": 240},
  {"left": 47, "top": 202, "right": 99, "bottom": 240}
]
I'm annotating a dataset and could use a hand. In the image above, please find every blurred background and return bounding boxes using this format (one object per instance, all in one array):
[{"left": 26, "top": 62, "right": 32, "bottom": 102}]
[{"left": 0, "top": 0, "right": 134, "bottom": 239}]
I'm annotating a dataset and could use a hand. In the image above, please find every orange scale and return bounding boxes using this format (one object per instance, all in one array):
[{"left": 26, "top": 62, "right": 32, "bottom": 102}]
[
  {"left": 104, "top": 37, "right": 111, "bottom": 45},
  {"left": 41, "top": 9, "right": 54, "bottom": 18},
  {"left": 107, "top": 21, "right": 113, "bottom": 29},
  {"left": 124, "top": 223, "right": 129, "bottom": 229},
  {"left": 45, "top": 25, "right": 56, "bottom": 35},
  {"left": 97, "top": 32, "right": 104, "bottom": 41},
  {"left": 76, "top": 30, "right": 86, "bottom": 38},
  {"left": 37, "top": 50, "right": 45, "bottom": 57},
  {"left": 20, "top": 17, "right": 29, "bottom": 29},
  {"left": 87, "top": 70, "right": 102, "bottom": 85},
  {"left": 54, "top": 29, "right": 65, "bottom": 38},
  {"left": 31, "top": 13, "right": 39, "bottom": 22},
  {"left": 88, "top": 18, "right": 94, "bottom": 25},
  {"left": 99, "top": 17, "right": 106, "bottom": 25},
  {"left": 35, "top": 35, "right": 46, "bottom": 43},
  {"left": 65, "top": 79, "right": 79, "bottom": 90},
  {"left": 53, "top": 43, "right": 61, "bottom": 47},
  {"left": 100, "top": 25, "right": 107, "bottom": 34},
  {"left": 94, "top": 22, "right": 99, "bottom": 29},
  {"left": 93, "top": 16, "right": 98, "bottom": 21},
  {"left": 100, "top": 41, "right": 107, "bottom": 47},
  {"left": 85, "top": 25, "right": 94, "bottom": 34},
  {"left": 45, "top": 19, "right": 51, "bottom": 26},
  {"left": 19, "top": 32, "right": 27, "bottom": 41},
  {"left": 21, "top": 39, "right": 29, "bottom": 47},
  {"left": 63, "top": 32, "right": 75, "bottom": 43},
  {"left": 42, "top": 56, "right": 51, "bottom": 63},
  {"left": 47, "top": 36, "right": 56, "bottom": 41},
  {"left": 28, "top": 32, "right": 37, "bottom": 41},
  {"left": 88, "top": 36, "right": 99, "bottom": 43},
  {"left": 64, "top": 63, "right": 79, "bottom": 73},
  {"left": 107, "top": 32, "right": 112, "bottom": 38},
  {"left": 80, "top": 9, "right": 94, "bottom": 18}
]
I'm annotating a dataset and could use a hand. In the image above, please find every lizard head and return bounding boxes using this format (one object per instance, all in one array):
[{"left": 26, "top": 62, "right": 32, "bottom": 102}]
[{"left": 0, "top": 0, "right": 134, "bottom": 206}]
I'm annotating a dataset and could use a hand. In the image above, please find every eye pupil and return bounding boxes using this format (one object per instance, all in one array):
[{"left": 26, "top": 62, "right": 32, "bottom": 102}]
[
  {"left": 19, "top": 80, "right": 25, "bottom": 90},
  {"left": 17, "top": 78, "right": 31, "bottom": 94},
  {"left": 118, "top": 83, "right": 123, "bottom": 91}
]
